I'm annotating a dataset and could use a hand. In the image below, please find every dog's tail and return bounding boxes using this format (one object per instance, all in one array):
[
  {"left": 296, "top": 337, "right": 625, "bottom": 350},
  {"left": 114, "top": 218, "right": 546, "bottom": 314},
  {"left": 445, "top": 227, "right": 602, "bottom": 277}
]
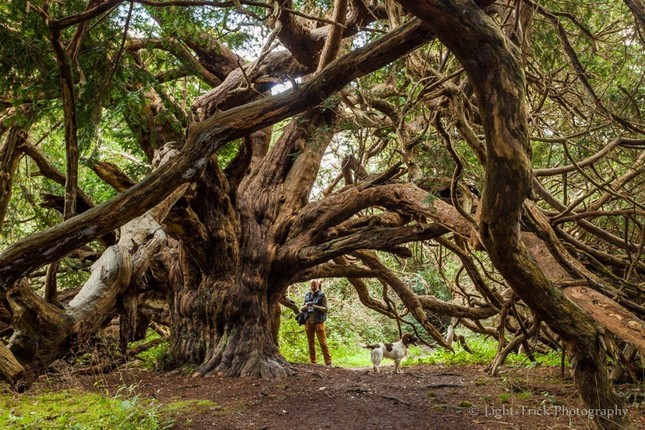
[{"left": 364, "top": 343, "right": 380, "bottom": 350}]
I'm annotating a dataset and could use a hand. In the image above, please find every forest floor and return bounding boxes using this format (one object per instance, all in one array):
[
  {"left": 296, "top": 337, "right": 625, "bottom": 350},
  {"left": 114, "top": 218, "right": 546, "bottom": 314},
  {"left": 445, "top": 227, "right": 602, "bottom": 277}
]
[{"left": 32, "top": 362, "right": 643, "bottom": 430}]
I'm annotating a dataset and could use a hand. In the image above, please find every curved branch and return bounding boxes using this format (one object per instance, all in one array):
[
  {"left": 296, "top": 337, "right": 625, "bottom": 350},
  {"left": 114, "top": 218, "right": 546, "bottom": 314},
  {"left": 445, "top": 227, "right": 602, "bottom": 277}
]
[
  {"left": 126, "top": 38, "right": 222, "bottom": 87},
  {"left": 148, "top": 11, "right": 239, "bottom": 82},
  {"left": 297, "top": 223, "right": 448, "bottom": 266},
  {"left": 287, "top": 182, "right": 472, "bottom": 246},
  {"left": 89, "top": 161, "right": 136, "bottom": 192},
  {"left": 316, "top": 0, "right": 348, "bottom": 72},
  {"left": 272, "top": 0, "right": 318, "bottom": 70},
  {"left": 354, "top": 251, "right": 452, "bottom": 349},
  {"left": 292, "top": 263, "right": 381, "bottom": 282},
  {"left": 416, "top": 295, "right": 498, "bottom": 320},
  {"left": 533, "top": 137, "right": 639, "bottom": 177}
]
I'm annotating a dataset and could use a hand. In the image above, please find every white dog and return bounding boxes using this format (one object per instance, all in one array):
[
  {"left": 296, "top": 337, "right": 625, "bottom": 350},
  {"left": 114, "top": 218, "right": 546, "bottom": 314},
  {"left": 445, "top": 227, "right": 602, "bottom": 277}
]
[{"left": 364, "top": 333, "right": 418, "bottom": 374}]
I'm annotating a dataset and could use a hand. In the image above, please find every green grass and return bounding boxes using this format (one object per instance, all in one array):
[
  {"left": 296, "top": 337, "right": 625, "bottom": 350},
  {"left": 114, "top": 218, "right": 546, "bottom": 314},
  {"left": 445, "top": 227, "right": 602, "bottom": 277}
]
[
  {"left": 129, "top": 331, "right": 171, "bottom": 371},
  {"left": 163, "top": 399, "right": 223, "bottom": 428},
  {"left": 518, "top": 391, "right": 533, "bottom": 400},
  {"left": 0, "top": 386, "right": 227, "bottom": 429},
  {"left": 412, "top": 333, "right": 564, "bottom": 367},
  {"left": 0, "top": 317, "right": 565, "bottom": 428},
  {"left": 0, "top": 386, "right": 172, "bottom": 429},
  {"left": 279, "top": 308, "right": 564, "bottom": 370},
  {"left": 499, "top": 393, "right": 511, "bottom": 403},
  {"left": 164, "top": 399, "right": 219, "bottom": 414}
]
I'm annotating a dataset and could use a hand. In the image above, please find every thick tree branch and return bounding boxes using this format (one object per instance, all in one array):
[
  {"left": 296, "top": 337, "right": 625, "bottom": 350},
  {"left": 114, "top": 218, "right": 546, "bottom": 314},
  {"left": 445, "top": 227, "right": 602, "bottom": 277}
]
[
  {"left": 89, "top": 161, "right": 136, "bottom": 192},
  {"left": 416, "top": 295, "right": 498, "bottom": 320},
  {"left": 293, "top": 263, "right": 381, "bottom": 282},
  {"left": 126, "top": 38, "right": 222, "bottom": 87},
  {"left": 297, "top": 223, "right": 447, "bottom": 266},
  {"left": 286, "top": 182, "right": 472, "bottom": 248},
  {"left": 316, "top": 0, "right": 348, "bottom": 72}
]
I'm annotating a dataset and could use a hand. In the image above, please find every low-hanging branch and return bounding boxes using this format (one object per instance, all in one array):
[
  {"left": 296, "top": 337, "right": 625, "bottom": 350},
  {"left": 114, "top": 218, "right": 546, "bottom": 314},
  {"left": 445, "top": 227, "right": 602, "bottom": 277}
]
[
  {"left": 353, "top": 250, "right": 452, "bottom": 349},
  {"left": 297, "top": 223, "right": 448, "bottom": 266}
]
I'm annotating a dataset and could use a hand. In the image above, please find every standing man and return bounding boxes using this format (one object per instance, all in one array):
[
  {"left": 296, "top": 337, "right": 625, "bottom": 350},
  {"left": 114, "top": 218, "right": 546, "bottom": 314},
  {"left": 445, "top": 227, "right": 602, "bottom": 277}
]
[{"left": 302, "top": 279, "right": 332, "bottom": 366}]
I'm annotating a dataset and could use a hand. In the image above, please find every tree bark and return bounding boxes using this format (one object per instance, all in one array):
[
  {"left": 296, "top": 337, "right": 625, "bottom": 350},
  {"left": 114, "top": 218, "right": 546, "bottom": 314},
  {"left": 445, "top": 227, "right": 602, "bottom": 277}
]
[
  {"left": 0, "top": 341, "right": 25, "bottom": 391},
  {"left": 0, "top": 127, "right": 26, "bottom": 230}
]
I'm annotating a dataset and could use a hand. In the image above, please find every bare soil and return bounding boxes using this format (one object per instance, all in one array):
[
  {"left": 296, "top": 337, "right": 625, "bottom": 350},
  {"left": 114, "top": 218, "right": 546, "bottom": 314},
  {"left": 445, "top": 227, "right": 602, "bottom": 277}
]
[{"left": 35, "top": 363, "right": 643, "bottom": 430}]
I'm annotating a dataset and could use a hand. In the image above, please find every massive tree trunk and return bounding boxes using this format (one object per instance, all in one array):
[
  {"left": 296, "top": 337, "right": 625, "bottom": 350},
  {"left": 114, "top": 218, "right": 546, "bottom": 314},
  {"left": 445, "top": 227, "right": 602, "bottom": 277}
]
[
  {"left": 395, "top": 1, "right": 625, "bottom": 429},
  {"left": 168, "top": 101, "right": 338, "bottom": 376},
  {"left": 165, "top": 155, "right": 292, "bottom": 377}
]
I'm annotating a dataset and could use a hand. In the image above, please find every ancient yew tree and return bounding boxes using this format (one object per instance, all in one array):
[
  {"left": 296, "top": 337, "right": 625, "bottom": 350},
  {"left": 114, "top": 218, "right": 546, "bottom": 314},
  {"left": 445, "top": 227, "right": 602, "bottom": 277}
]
[{"left": 1, "top": 1, "right": 643, "bottom": 429}]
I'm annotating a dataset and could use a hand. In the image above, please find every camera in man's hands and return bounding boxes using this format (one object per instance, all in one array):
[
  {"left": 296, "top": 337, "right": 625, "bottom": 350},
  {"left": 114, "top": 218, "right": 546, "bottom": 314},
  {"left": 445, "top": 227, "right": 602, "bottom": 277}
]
[{"left": 305, "top": 301, "right": 315, "bottom": 312}]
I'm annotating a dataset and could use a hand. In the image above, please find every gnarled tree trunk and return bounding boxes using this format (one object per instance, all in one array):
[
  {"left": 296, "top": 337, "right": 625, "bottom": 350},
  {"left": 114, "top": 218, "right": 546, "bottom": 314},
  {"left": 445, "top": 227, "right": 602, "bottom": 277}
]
[
  {"left": 395, "top": 1, "right": 625, "bottom": 429},
  {"left": 168, "top": 101, "right": 338, "bottom": 377}
]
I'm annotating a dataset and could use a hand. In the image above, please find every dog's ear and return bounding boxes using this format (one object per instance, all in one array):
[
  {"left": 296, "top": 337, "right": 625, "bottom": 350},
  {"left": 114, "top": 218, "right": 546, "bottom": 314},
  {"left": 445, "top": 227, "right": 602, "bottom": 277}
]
[{"left": 402, "top": 333, "right": 418, "bottom": 345}]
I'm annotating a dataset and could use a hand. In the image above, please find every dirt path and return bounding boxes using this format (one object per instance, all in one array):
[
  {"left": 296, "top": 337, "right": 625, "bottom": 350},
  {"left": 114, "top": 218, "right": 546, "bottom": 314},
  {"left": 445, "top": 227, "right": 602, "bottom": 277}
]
[{"left": 42, "top": 363, "right": 643, "bottom": 429}]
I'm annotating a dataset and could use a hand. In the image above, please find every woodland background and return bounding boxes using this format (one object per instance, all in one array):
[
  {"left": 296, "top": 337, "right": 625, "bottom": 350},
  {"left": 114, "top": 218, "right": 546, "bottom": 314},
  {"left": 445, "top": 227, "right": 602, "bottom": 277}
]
[{"left": 0, "top": 1, "right": 643, "bottom": 429}]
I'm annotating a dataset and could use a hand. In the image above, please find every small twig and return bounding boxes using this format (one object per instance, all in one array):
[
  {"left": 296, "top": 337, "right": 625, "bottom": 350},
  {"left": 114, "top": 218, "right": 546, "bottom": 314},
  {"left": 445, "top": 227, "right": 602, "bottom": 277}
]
[
  {"left": 150, "top": 321, "right": 171, "bottom": 338},
  {"left": 425, "top": 383, "right": 465, "bottom": 388},
  {"left": 379, "top": 394, "right": 411, "bottom": 406},
  {"left": 129, "top": 337, "right": 166, "bottom": 356}
]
